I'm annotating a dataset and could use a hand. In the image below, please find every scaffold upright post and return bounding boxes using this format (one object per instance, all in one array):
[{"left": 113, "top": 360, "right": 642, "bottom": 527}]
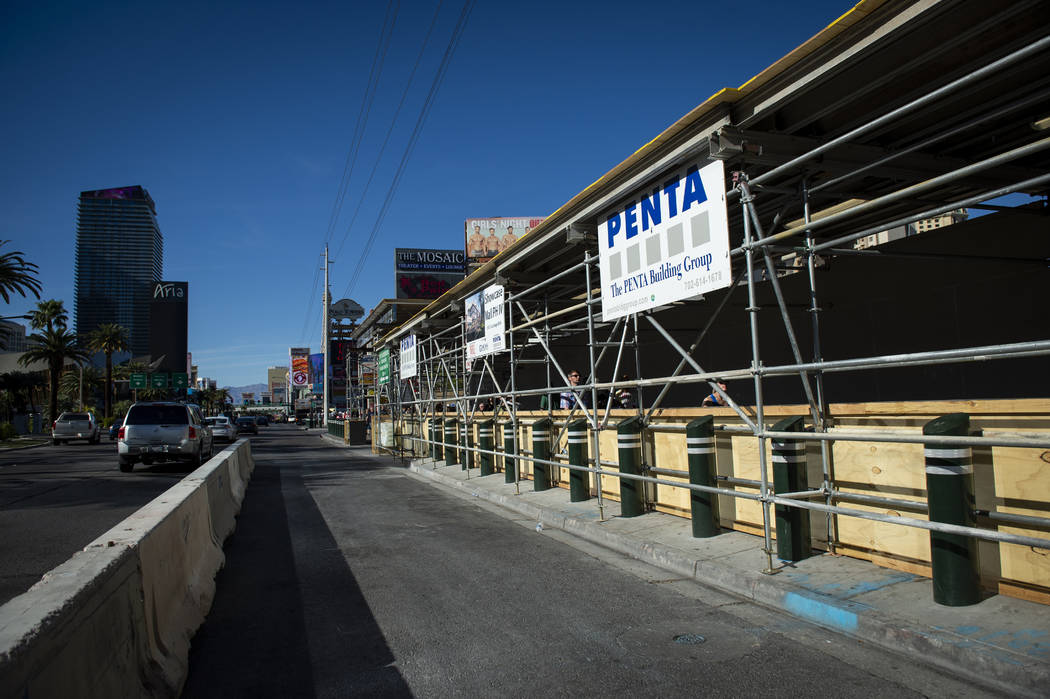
[
  {"left": 924, "top": 413, "right": 981, "bottom": 606},
  {"left": 503, "top": 421, "right": 516, "bottom": 484},
  {"left": 444, "top": 417, "right": 457, "bottom": 467}
]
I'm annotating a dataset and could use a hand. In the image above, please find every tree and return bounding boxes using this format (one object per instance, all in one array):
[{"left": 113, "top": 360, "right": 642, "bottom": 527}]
[
  {"left": 0, "top": 370, "right": 43, "bottom": 421},
  {"left": 20, "top": 325, "right": 90, "bottom": 422},
  {"left": 86, "top": 323, "right": 129, "bottom": 419},
  {"left": 59, "top": 365, "right": 104, "bottom": 409},
  {"left": 30, "top": 299, "right": 69, "bottom": 334},
  {"left": 0, "top": 240, "right": 42, "bottom": 304}
]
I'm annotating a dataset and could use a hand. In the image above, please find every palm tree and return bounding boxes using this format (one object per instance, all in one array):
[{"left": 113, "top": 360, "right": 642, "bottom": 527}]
[
  {"left": 59, "top": 365, "right": 104, "bottom": 410},
  {"left": 86, "top": 323, "right": 129, "bottom": 419},
  {"left": 20, "top": 326, "right": 90, "bottom": 422},
  {"left": 0, "top": 370, "right": 39, "bottom": 422},
  {"left": 30, "top": 299, "right": 69, "bottom": 334},
  {"left": 0, "top": 241, "right": 42, "bottom": 304},
  {"left": 215, "top": 388, "right": 232, "bottom": 414}
]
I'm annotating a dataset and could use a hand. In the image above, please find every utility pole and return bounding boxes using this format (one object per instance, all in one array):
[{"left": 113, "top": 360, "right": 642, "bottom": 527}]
[{"left": 322, "top": 245, "right": 331, "bottom": 429}]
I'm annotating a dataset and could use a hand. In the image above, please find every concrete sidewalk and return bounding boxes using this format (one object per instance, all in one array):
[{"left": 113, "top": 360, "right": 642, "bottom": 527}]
[{"left": 320, "top": 434, "right": 1049, "bottom": 697}]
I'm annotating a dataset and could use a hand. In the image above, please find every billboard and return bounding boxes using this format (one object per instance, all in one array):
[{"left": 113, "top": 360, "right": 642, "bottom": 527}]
[
  {"left": 309, "top": 353, "right": 324, "bottom": 394},
  {"left": 465, "top": 217, "right": 544, "bottom": 265},
  {"left": 395, "top": 248, "right": 465, "bottom": 299},
  {"left": 598, "top": 160, "right": 731, "bottom": 321},
  {"left": 149, "top": 281, "right": 188, "bottom": 373},
  {"left": 290, "top": 347, "right": 310, "bottom": 391},
  {"left": 465, "top": 284, "right": 505, "bottom": 361}
]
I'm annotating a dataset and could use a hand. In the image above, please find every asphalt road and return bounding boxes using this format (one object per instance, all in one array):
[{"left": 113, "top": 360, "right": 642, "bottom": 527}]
[
  {"left": 0, "top": 429, "right": 269, "bottom": 607},
  {"left": 183, "top": 430, "right": 998, "bottom": 698}
]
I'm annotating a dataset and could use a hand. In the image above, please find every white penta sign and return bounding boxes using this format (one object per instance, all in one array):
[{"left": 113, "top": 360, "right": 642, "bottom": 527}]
[
  {"left": 598, "top": 160, "right": 731, "bottom": 321},
  {"left": 399, "top": 334, "right": 417, "bottom": 379}
]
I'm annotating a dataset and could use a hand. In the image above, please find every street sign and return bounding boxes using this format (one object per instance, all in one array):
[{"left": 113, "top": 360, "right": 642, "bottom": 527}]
[
  {"left": 151, "top": 373, "right": 168, "bottom": 389},
  {"left": 172, "top": 372, "right": 188, "bottom": 389},
  {"left": 130, "top": 373, "right": 147, "bottom": 390}
]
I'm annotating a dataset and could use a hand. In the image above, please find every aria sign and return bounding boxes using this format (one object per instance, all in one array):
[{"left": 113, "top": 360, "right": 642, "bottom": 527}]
[{"left": 153, "top": 281, "right": 187, "bottom": 301}]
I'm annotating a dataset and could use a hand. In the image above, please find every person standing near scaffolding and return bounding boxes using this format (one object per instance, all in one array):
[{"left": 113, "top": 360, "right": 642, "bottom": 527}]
[
  {"left": 560, "top": 370, "right": 588, "bottom": 410},
  {"left": 702, "top": 380, "right": 728, "bottom": 407}
]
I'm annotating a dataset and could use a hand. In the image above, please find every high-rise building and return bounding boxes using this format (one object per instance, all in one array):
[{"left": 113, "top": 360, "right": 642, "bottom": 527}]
[{"left": 75, "top": 186, "right": 163, "bottom": 357}]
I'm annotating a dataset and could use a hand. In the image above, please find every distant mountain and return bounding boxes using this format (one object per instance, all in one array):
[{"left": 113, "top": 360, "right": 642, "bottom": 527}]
[{"left": 224, "top": 383, "right": 267, "bottom": 404}]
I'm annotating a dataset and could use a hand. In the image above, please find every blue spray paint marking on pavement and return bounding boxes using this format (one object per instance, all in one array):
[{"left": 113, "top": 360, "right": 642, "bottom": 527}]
[{"left": 784, "top": 592, "right": 859, "bottom": 633}]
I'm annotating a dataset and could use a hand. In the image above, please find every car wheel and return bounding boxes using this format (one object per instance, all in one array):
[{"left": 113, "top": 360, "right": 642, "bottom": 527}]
[{"left": 118, "top": 457, "right": 133, "bottom": 473}]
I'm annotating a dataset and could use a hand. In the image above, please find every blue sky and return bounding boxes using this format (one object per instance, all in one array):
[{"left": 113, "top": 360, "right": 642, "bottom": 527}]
[{"left": 1, "top": 0, "right": 852, "bottom": 387}]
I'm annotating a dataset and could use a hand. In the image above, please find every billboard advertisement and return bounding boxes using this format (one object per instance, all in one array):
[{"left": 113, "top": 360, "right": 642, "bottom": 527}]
[
  {"left": 465, "top": 284, "right": 505, "bottom": 361},
  {"left": 309, "top": 353, "right": 325, "bottom": 394},
  {"left": 290, "top": 347, "right": 310, "bottom": 391},
  {"left": 400, "top": 334, "right": 417, "bottom": 379},
  {"left": 465, "top": 217, "right": 544, "bottom": 265},
  {"left": 598, "top": 160, "right": 731, "bottom": 321},
  {"left": 149, "top": 281, "right": 188, "bottom": 373},
  {"left": 395, "top": 248, "right": 465, "bottom": 300}
]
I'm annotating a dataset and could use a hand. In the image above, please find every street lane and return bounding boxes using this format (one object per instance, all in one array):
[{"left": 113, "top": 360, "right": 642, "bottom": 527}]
[
  {"left": 185, "top": 429, "right": 997, "bottom": 698},
  {"left": 0, "top": 427, "right": 280, "bottom": 606}
]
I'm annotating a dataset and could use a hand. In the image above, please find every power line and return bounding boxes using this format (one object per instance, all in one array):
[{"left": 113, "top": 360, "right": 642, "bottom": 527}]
[
  {"left": 343, "top": 0, "right": 476, "bottom": 298},
  {"left": 333, "top": 0, "right": 447, "bottom": 264}
]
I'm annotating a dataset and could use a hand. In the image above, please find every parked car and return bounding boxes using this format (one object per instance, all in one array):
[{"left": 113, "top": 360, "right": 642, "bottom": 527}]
[
  {"left": 52, "top": 412, "right": 100, "bottom": 445},
  {"left": 235, "top": 416, "right": 259, "bottom": 435},
  {"left": 117, "top": 402, "right": 214, "bottom": 473},
  {"left": 205, "top": 416, "right": 238, "bottom": 442}
]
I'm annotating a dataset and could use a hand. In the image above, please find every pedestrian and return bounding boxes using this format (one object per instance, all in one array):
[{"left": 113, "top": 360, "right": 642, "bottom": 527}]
[
  {"left": 702, "top": 380, "right": 728, "bottom": 407},
  {"left": 614, "top": 373, "right": 634, "bottom": 409},
  {"left": 560, "top": 370, "right": 588, "bottom": 410}
]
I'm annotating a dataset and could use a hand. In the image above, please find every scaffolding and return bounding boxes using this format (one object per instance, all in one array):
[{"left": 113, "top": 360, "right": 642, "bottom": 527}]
[{"left": 368, "top": 1, "right": 1050, "bottom": 594}]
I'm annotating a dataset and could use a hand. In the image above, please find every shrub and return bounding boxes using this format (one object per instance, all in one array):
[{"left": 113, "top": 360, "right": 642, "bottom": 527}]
[{"left": 0, "top": 423, "right": 17, "bottom": 440}]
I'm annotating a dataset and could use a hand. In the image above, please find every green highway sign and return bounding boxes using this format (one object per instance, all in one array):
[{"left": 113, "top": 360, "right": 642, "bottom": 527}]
[
  {"left": 151, "top": 373, "right": 169, "bottom": 389},
  {"left": 130, "top": 373, "right": 147, "bottom": 390},
  {"left": 172, "top": 372, "right": 189, "bottom": 389}
]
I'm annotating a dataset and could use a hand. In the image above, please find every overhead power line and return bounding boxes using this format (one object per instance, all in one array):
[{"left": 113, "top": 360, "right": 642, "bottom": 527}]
[{"left": 343, "top": 0, "right": 476, "bottom": 298}]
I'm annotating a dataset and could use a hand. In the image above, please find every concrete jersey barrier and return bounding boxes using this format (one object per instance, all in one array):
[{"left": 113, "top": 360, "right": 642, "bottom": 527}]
[{"left": 0, "top": 440, "right": 255, "bottom": 698}]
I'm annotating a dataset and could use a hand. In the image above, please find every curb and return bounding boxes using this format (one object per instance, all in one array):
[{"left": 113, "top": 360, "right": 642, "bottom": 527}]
[{"left": 402, "top": 457, "right": 1048, "bottom": 698}]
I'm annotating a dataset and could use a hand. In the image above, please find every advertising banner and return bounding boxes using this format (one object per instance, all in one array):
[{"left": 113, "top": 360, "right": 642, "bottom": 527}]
[
  {"left": 465, "top": 217, "right": 544, "bottom": 265},
  {"left": 400, "top": 334, "right": 417, "bottom": 379},
  {"left": 378, "top": 348, "right": 391, "bottom": 385},
  {"left": 309, "top": 353, "right": 324, "bottom": 394},
  {"left": 465, "top": 284, "right": 505, "bottom": 361},
  {"left": 598, "top": 160, "right": 731, "bottom": 321},
  {"left": 395, "top": 249, "right": 465, "bottom": 299},
  {"left": 290, "top": 347, "right": 310, "bottom": 391}
]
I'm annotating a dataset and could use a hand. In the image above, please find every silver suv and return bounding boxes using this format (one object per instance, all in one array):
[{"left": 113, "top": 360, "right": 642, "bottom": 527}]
[
  {"left": 52, "top": 412, "right": 101, "bottom": 445},
  {"left": 117, "top": 401, "right": 214, "bottom": 472}
]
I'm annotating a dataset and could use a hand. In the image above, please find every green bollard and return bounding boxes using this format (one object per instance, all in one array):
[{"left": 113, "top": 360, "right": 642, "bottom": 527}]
[
  {"left": 504, "top": 422, "right": 517, "bottom": 484},
  {"left": 431, "top": 420, "right": 442, "bottom": 461},
  {"left": 924, "top": 413, "right": 980, "bottom": 606},
  {"left": 686, "top": 416, "right": 719, "bottom": 537},
  {"left": 772, "top": 416, "right": 811, "bottom": 562},
  {"left": 444, "top": 418, "right": 458, "bottom": 467},
  {"left": 567, "top": 418, "right": 590, "bottom": 502},
  {"left": 616, "top": 416, "right": 645, "bottom": 517},
  {"left": 461, "top": 422, "right": 471, "bottom": 471},
  {"left": 531, "top": 418, "right": 552, "bottom": 491},
  {"left": 478, "top": 419, "right": 494, "bottom": 476}
]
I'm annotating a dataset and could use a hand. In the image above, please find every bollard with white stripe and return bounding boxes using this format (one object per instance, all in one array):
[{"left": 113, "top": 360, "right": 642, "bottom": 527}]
[
  {"left": 478, "top": 419, "right": 494, "bottom": 476},
  {"left": 531, "top": 418, "right": 552, "bottom": 491},
  {"left": 567, "top": 418, "right": 590, "bottom": 502},
  {"left": 431, "top": 420, "right": 442, "bottom": 462},
  {"left": 460, "top": 422, "right": 471, "bottom": 471},
  {"left": 617, "top": 415, "right": 645, "bottom": 517},
  {"left": 924, "top": 413, "right": 980, "bottom": 606},
  {"left": 686, "top": 416, "right": 719, "bottom": 537},
  {"left": 503, "top": 422, "right": 517, "bottom": 484},
  {"left": 771, "top": 415, "right": 811, "bottom": 562},
  {"left": 444, "top": 418, "right": 458, "bottom": 467}
]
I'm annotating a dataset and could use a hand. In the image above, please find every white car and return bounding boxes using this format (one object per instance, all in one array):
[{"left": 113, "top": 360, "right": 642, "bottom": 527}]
[
  {"left": 205, "top": 416, "right": 238, "bottom": 442},
  {"left": 52, "top": 412, "right": 101, "bottom": 445}
]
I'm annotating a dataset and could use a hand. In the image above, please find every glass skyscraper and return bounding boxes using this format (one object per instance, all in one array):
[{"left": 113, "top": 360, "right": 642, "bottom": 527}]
[{"left": 75, "top": 186, "right": 163, "bottom": 357}]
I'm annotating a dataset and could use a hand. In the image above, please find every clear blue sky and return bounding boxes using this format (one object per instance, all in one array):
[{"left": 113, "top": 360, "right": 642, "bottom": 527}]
[{"left": 1, "top": 0, "right": 852, "bottom": 388}]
